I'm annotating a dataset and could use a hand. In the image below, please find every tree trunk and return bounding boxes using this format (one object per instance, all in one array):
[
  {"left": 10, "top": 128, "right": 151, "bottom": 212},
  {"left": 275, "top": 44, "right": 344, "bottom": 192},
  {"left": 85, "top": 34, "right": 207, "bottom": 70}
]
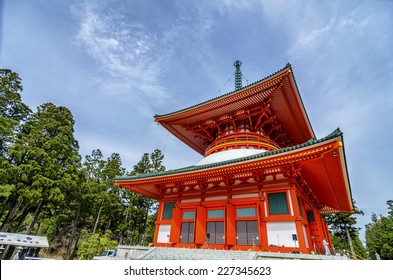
[
  {"left": 25, "top": 199, "right": 44, "bottom": 235},
  {"left": 140, "top": 200, "right": 152, "bottom": 246},
  {"left": 65, "top": 203, "right": 81, "bottom": 260},
  {"left": 0, "top": 198, "right": 23, "bottom": 231},
  {"left": 70, "top": 233, "right": 81, "bottom": 260},
  {"left": 130, "top": 223, "right": 136, "bottom": 245},
  {"left": 124, "top": 218, "right": 132, "bottom": 245},
  {"left": 14, "top": 209, "right": 29, "bottom": 233},
  {"left": 345, "top": 225, "right": 356, "bottom": 258},
  {"left": 1, "top": 246, "right": 10, "bottom": 260},
  {"left": 33, "top": 218, "right": 42, "bottom": 235},
  {"left": 105, "top": 218, "right": 111, "bottom": 232},
  {"left": 119, "top": 208, "right": 129, "bottom": 245},
  {"left": 93, "top": 198, "right": 104, "bottom": 234}
]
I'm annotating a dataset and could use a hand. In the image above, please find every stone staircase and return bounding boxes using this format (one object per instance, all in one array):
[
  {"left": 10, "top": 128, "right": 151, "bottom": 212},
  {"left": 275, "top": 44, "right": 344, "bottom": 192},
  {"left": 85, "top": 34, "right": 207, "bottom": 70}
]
[{"left": 138, "top": 247, "right": 257, "bottom": 260}]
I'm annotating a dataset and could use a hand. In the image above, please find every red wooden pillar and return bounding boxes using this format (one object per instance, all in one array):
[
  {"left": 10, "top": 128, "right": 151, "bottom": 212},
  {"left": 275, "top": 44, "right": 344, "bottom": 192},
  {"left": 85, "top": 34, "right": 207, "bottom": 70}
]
[
  {"left": 289, "top": 187, "right": 307, "bottom": 252},
  {"left": 226, "top": 204, "right": 236, "bottom": 247},
  {"left": 311, "top": 211, "right": 325, "bottom": 252},
  {"left": 153, "top": 202, "right": 164, "bottom": 245},
  {"left": 169, "top": 208, "right": 182, "bottom": 244},
  {"left": 257, "top": 197, "right": 268, "bottom": 251},
  {"left": 195, "top": 206, "right": 207, "bottom": 246}
]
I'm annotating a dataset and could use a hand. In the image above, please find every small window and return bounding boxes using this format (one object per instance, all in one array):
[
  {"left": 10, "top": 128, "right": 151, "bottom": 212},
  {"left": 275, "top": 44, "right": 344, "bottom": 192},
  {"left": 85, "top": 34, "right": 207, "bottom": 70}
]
[
  {"left": 236, "top": 221, "right": 259, "bottom": 245},
  {"left": 236, "top": 207, "right": 256, "bottom": 217},
  {"left": 182, "top": 211, "right": 195, "bottom": 219},
  {"left": 268, "top": 192, "right": 289, "bottom": 215},
  {"left": 206, "top": 221, "right": 224, "bottom": 244},
  {"left": 163, "top": 202, "right": 175, "bottom": 219},
  {"left": 180, "top": 222, "right": 194, "bottom": 243},
  {"left": 307, "top": 211, "right": 315, "bottom": 222},
  {"left": 208, "top": 209, "right": 224, "bottom": 219}
]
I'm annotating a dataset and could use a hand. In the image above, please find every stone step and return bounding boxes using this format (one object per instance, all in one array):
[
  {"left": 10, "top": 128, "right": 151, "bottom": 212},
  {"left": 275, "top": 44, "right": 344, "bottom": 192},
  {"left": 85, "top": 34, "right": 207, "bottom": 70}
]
[{"left": 139, "top": 247, "right": 257, "bottom": 260}]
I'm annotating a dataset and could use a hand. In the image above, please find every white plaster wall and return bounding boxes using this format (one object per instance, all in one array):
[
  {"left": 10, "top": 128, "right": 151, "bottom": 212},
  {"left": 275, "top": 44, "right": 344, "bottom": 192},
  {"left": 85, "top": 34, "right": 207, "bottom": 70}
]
[
  {"left": 266, "top": 221, "right": 297, "bottom": 247},
  {"left": 157, "top": 225, "right": 171, "bottom": 243}
]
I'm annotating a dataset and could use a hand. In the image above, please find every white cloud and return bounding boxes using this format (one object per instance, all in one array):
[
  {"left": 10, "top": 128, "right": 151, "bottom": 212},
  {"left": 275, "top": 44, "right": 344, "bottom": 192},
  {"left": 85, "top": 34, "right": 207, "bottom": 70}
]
[
  {"left": 290, "top": 11, "right": 374, "bottom": 55},
  {"left": 72, "top": 2, "right": 167, "bottom": 102},
  {"left": 211, "top": 0, "right": 254, "bottom": 15},
  {"left": 292, "top": 17, "right": 337, "bottom": 51}
]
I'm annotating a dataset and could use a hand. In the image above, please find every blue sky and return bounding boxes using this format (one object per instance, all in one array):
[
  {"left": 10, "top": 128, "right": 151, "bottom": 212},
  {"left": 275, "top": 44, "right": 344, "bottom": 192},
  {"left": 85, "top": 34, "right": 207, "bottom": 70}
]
[{"left": 1, "top": 0, "right": 392, "bottom": 241}]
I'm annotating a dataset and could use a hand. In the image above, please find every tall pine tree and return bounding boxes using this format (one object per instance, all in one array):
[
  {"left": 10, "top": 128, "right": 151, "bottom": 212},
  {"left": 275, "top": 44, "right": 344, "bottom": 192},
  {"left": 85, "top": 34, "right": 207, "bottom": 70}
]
[
  {"left": 365, "top": 200, "right": 393, "bottom": 259},
  {"left": 0, "top": 69, "right": 31, "bottom": 225},
  {"left": 324, "top": 201, "right": 367, "bottom": 259},
  {"left": 1, "top": 103, "right": 81, "bottom": 233}
]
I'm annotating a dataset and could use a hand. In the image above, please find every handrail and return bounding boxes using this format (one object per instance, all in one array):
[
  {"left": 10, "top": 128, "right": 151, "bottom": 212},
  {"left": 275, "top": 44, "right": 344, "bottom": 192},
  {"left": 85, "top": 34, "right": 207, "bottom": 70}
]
[{"left": 205, "top": 132, "right": 280, "bottom": 156}]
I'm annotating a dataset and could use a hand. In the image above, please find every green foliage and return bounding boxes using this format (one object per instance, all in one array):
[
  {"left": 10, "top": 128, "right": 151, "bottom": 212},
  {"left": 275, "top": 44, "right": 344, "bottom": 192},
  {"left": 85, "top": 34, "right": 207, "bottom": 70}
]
[
  {"left": 0, "top": 103, "right": 81, "bottom": 232},
  {"left": 0, "top": 69, "right": 31, "bottom": 157},
  {"left": 0, "top": 68, "right": 167, "bottom": 259},
  {"left": 324, "top": 201, "right": 367, "bottom": 259},
  {"left": 130, "top": 149, "right": 166, "bottom": 175},
  {"left": 76, "top": 232, "right": 118, "bottom": 260},
  {"left": 0, "top": 69, "right": 31, "bottom": 121},
  {"left": 0, "top": 116, "right": 18, "bottom": 156},
  {"left": 0, "top": 184, "right": 15, "bottom": 198},
  {"left": 365, "top": 200, "right": 393, "bottom": 259},
  {"left": 124, "top": 149, "right": 164, "bottom": 246},
  {"left": 81, "top": 150, "right": 126, "bottom": 236},
  {"left": 0, "top": 69, "right": 31, "bottom": 227}
]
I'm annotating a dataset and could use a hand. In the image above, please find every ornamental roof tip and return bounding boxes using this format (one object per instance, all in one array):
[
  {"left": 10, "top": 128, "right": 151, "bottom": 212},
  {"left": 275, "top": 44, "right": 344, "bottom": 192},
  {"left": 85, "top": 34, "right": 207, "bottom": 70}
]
[
  {"left": 305, "top": 128, "right": 342, "bottom": 145},
  {"left": 327, "top": 127, "right": 343, "bottom": 138},
  {"left": 154, "top": 63, "right": 293, "bottom": 119},
  {"left": 115, "top": 128, "right": 343, "bottom": 182}
]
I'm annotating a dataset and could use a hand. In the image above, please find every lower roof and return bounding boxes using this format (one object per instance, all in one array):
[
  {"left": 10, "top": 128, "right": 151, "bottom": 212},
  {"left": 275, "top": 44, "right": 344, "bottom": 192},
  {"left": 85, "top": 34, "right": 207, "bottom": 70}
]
[{"left": 116, "top": 129, "right": 353, "bottom": 214}]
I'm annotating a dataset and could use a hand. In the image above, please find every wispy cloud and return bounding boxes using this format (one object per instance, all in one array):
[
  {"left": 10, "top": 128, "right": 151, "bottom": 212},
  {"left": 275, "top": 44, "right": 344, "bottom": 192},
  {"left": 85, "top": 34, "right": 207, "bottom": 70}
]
[
  {"left": 72, "top": 2, "right": 167, "bottom": 102},
  {"left": 71, "top": 1, "right": 231, "bottom": 107},
  {"left": 291, "top": 13, "right": 373, "bottom": 52},
  {"left": 212, "top": 0, "right": 254, "bottom": 15}
]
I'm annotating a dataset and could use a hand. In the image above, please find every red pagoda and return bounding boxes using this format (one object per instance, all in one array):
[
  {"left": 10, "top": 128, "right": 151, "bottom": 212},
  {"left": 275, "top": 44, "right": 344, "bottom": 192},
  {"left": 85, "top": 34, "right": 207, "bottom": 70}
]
[{"left": 115, "top": 62, "right": 353, "bottom": 254}]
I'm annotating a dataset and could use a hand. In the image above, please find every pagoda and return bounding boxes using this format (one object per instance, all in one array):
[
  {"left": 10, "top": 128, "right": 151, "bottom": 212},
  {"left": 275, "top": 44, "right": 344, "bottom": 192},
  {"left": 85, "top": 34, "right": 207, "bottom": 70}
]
[{"left": 115, "top": 62, "right": 353, "bottom": 254}]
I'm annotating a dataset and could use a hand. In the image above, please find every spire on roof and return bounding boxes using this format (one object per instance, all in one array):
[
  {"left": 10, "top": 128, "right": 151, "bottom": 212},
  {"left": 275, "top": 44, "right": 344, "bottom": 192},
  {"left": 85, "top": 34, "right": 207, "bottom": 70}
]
[{"left": 234, "top": 60, "right": 242, "bottom": 90}]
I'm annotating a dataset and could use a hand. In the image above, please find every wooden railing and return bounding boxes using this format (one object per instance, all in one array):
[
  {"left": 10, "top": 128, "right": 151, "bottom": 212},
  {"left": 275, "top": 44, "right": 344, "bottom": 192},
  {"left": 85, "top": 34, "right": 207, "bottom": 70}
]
[{"left": 205, "top": 132, "right": 280, "bottom": 156}]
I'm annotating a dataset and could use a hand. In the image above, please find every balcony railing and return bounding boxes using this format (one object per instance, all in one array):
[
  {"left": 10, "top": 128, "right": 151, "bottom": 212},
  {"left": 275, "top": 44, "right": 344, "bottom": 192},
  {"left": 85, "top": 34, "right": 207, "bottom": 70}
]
[{"left": 205, "top": 132, "right": 280, "bottom": 156}]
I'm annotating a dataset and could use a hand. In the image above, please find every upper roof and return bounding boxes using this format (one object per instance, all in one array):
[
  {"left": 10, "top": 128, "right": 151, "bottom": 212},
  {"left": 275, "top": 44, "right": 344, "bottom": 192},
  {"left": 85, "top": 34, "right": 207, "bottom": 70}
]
[{"left": 155, "top": 64, "right": 315, "bottom": 155}]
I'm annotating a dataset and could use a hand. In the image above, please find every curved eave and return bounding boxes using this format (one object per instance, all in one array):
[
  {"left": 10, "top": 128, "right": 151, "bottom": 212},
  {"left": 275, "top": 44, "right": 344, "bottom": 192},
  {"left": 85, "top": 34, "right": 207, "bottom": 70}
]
[
  {"left": 301, "top": 141, "right": 353, "bottom": 213},
  {"left": 154, "top": 64, "right": 315, "bottom": 155},
  {"left": 116, "top": 129, "right": 352, "bottom": 213},
  {"left": 270, "top": 68, "right": 315, "bottom": 145}
]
